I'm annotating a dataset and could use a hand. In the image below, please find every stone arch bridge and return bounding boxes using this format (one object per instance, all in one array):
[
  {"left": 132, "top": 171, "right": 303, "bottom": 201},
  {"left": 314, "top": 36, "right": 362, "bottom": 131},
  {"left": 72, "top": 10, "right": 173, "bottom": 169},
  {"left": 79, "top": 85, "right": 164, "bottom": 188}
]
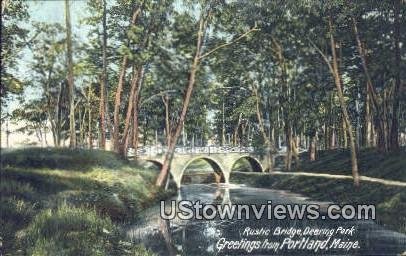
[{"left": 132, "top": 146, "right": 282, "bottom": 188}]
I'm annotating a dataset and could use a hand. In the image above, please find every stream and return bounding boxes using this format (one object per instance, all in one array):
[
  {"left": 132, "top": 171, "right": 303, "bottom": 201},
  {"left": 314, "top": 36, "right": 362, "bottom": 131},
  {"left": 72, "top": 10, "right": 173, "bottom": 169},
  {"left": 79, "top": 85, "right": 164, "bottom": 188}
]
[{"left": 126, "top": 183, "right": 406, "bottom": 255}]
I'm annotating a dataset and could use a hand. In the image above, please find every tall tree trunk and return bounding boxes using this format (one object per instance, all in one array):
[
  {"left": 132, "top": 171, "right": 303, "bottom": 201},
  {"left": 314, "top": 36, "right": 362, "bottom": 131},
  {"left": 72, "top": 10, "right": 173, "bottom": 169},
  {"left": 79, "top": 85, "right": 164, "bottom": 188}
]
[
  {"left": 352, "top": 17, "right": 392, "bottom": 152},
  {"left": 88, "top": 109, "right": 92, "bottom": 149},
  {"left": 342, "top": 116, "right": 348, "bottom": 148},
  {"left": 43, "top": 125, "right": 48, "bottom": 146},
  {"left": 99, "top": 77, "right": 106, "bottom": 148},
  {"left": 222, "top": 101, "right": 226, "bottom": 145},
  {"left": 163, "top": 94, "right": 171, "bottom": 146},
  {"left": 155, "top": 17, "right": 205, "bottom": 187},
  {"left": 253, "top": 85, "right": 274, "bottom": 171},
  {"left": 325, "top": 94, "right": 332, "bottom": 149},
  {"left": 121, "top": 66, "right": 141, "bottom": 156},
  {"left": 65, "top": 0, "right": 76, "bottom": 148},
  {"left": 390, "top": 0, "right": 401, "bottom": 152},
  {"left": 365, "top": 82, "right": 372, "bottom": 147},
  {"left": 54, "top": 82, "right": 63, "bottom": 147},
  {"left": 99, "top": 0, "right": 108, "bottom": 149},
  {"left": 285, "top": 127, "right": 293, "bottom": 170},
  {"left": 79, "top": 108, "right": 85, "bottom": 146},
  {"left": 328, "top": 18, "right": 360, "bottom": 186},
  {"left": 88, "top": 85, "right": 93, "bottom": 149},
  {"left": 330, "top": 125, "right": 336, "bottom": 149},
  {"left": 113, "top": 57, "right": 129, "bottom": 152},
  {"left": 112, "top": 3, "right": 143, "bottom": 152},
  {"left": 1, "top": 0, "right": 9, "bottom": 15},
  {"left": 234, "top": 112, "right": 242, "bottom": 146},
  {"left": 309, "top": 132, "right": 317, "bottom": 161},
  {"left": 272, "top": 38, "right": 292, "bottom": 171},
  {"left": 132, "top": 66, "right": 145, "bottom": 155},
  {"left": 292, "top": 134, "right": 300, "bottom": 165}
]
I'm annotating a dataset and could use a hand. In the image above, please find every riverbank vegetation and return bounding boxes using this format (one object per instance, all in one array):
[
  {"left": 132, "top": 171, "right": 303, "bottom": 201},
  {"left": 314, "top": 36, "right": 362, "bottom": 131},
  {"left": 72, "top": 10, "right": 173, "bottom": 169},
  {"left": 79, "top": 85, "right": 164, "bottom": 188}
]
[
  {"left": 231, "top": 148, "right": 406, "bottom": 233},
  {"left": 0, "top": 148, "right": 168, "bottom": 255},
  {"left": 298, "top": 147, "right": 406, "bottom": 182}
]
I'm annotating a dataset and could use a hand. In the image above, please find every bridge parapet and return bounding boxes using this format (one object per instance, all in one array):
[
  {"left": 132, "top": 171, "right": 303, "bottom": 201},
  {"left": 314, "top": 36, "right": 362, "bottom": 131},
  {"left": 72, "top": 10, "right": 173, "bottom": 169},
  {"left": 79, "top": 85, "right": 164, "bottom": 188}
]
[{"left": 129, "top": 145, "right": 255, "bottom": 157}]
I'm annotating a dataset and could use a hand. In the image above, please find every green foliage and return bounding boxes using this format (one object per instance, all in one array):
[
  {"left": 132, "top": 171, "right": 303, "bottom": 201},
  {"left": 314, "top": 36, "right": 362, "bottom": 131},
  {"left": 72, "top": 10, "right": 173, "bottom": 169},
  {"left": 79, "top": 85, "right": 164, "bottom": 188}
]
[
  {"left": 0, "top": 148, "right": 169, "bottom": 255},
  {"left": 1, "top": 0, "right": 29, "bottom": 105},
  {"left": 25, "top": 204, "right": 115, "bottom": 255}
]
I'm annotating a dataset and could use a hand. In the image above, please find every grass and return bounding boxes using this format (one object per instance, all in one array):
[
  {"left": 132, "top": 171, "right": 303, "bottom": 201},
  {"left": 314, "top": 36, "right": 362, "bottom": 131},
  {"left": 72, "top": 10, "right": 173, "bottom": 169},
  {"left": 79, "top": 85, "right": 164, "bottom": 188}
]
[
  {"left": 0, "top": 147, "right": 172, "bottom": 256},
  {"left": 296, "top": 147, "right": 406, "bottom": 181},
  {"left": 231, "top": 148, "right": 406, "bottom": 234}
]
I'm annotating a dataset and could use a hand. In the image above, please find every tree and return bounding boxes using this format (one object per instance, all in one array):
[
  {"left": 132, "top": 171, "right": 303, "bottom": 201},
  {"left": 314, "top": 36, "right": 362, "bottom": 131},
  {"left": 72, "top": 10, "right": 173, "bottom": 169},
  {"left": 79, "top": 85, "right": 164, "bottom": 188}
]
[
  {"left": 112, "top": 0, "right": 144, "bottom": 153},
  {"left": 390, "top": 0, "right": 402, "bottom": 152},
  {"left": 155, "top": 1, "right": 259, "bottom": 187},
  {"left": 29, "top": 22, "right": 68, "bottom": 147},
  {"left": 65, "top": 0, "right": 76, "bottom": 148},
  {"left": 0, "top": 0, "right": 29, "bottom": 146}
]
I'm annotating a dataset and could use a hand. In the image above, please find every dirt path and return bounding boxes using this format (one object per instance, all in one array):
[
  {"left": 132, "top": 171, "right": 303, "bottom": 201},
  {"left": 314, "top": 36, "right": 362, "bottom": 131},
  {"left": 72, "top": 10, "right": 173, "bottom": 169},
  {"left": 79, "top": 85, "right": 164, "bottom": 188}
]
[{"left": 269, "top": 171, "right": 406, "bottom": 187}]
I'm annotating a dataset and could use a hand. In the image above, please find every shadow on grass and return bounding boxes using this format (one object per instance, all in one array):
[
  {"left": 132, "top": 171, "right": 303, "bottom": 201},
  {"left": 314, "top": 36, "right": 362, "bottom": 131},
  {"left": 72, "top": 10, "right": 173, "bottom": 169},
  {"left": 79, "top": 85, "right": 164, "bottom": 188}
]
[
  {"left": 298, "top": 147, "right": 406, "bottom": 181},
  {"left": 0, "top": 147, "right": 135, "bottom": 171},
  {"left": 0, "top": 147, "right": 168, "bottom": 255}
]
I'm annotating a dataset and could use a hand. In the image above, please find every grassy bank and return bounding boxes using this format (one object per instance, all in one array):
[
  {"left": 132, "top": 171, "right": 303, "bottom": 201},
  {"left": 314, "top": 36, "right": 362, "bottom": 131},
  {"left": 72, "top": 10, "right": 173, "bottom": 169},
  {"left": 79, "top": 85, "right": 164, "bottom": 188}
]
[
  {"left": 231, "top": 149, "right": 406, "bottom": 233},
  {"left": 297, "top": 147, "right": 406, "bottom": 181},
  {"left": 0, "top": 148, "right": 171, "bottom": 255}
]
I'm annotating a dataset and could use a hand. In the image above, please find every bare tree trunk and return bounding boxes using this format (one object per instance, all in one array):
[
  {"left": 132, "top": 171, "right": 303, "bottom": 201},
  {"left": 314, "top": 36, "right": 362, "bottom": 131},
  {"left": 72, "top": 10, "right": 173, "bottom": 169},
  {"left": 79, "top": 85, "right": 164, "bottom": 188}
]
[
  {"left": 328, "top": 18, "right": 359, "bottom": 186},
  {"left": 353, "top": 17, "right": 380, "bottom": 150},
  {"left": 54, "top": 83, "right": 63, "bottom": 147},
  {"left": 342, "top": 116, "right": 348, "bottom": 148},
  {"left": 112, "top": 3, "right": 143, "bottom": 152},
  {"left": 309, "top": 133, "right": 317, "bottom": 161},
  {"left": 352, "top": 17, "right": 392, "bottom": 152},
  {"left": 99, "top": 0, "right": 108, "bottom": 149},
  {"left": 132, "top": 66, "right": 144, "bottom": 155},
  {"left": 271, "top": 38, "right": 293, "bottom": 170},
  {"left": 365, "top": 83, "right": 372, "bottom": 147},
  {"left": 88, "top": 85, "right": 93, "bottom": 149},
  {"left": 79, "top": 108, "right": 85, "bottom": 146},
  {"left": 325, "top": 94, "right": 332, "bottom": 149},
  {"left": 253, "top": 85, "right": 274, "bottom": 171},
  {"left": 162, "top": 94, "right": 171, "bottom": 146},
  {"left": 43, "top": 125, "right": 48, "bottom": 146},
  {"left": 285, "top": 127, "right": 292, "bottom": 170},
  {"left": 121, "top": 66, "right": 140, "bottom": 156},
  {"left": 1, "top": 0, "right": 9, "bottom": 15},
  {"left": 330, "top": 125, "right": 336, "bottom": 149},
  {"left": 155, "top": 17, "right": 205, "bottom": 187},
  {"left": 390, "top": 0, "right": 401, "bottom": 152},
  {"left": 99, "top": 77, "right": 106, "bottom": 148},
  {"left": 292, "top": 134, "right": 300, "bottom": 166},
  {"left": 65, "top": 0, "right": 76, "bottom": 148},
  {"left": 113, "top": 56, "right": 129, "bottom": 152},
  {"left": 234, "top": 112, "right": 242, "bottom": 146}
]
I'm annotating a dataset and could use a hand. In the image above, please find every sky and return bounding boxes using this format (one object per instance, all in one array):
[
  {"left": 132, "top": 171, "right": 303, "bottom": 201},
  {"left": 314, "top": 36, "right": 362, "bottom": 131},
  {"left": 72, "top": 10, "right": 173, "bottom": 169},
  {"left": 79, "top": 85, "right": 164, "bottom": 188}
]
[
  {"left": 5, "top": 0, "right": 195, "bottom": 114},
  {"left": 28, "top": 0, "right": 89, "bottom": 33},
  {"left": 6, "top": 0, "right": 91, "bottom": 113}
]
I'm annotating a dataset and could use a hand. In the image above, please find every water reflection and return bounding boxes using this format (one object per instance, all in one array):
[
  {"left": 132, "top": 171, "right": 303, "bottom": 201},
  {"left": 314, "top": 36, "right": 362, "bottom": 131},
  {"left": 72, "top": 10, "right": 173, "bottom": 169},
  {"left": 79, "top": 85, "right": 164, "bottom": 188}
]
[{"left": 127, "top": 184, "right": 406, "bottom": 256}]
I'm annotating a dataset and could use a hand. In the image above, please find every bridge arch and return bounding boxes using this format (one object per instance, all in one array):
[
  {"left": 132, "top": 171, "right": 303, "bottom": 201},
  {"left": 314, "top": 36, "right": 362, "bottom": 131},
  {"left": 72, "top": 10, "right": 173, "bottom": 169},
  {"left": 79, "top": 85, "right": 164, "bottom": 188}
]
[
  {"left": 179, "top": 156, "right": 226, "bottom": 185},
  {"left": 144, "top": 160, "right": 179, "bottom": 189},
  {"left": 231, "top": 155, "right": 263, "bottom": 172},
  {"left": 145, "top": 159, "right": 164, "bottom": 170}
]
